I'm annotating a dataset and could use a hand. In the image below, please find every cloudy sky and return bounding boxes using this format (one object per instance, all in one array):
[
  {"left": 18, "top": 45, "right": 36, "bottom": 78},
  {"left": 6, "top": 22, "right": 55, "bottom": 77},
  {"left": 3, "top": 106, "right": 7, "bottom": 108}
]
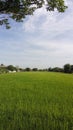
[{"left": 0, "top": 0, "right": 73, "bottom": 68}]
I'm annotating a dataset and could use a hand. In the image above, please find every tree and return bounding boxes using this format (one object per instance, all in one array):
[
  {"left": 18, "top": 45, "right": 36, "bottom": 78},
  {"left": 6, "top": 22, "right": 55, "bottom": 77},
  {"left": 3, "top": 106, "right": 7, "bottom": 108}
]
[
  {"left": 64, "top": 64, "right": 71, "bottom": 73},
  {"left": 32, "top": 68, "right": 38, "bottom": 71},
  {"left": 71, "top": 65, "right": 73, "bottom": 73},
  {"left": 48, "top": 67, "right": 63, "bottom": 72},
  {"left": 48, "top": 67, "right": 52, "bottom": 71},
  {"left": 7, "top": 65, "right": 16, "bottom": 71},
  {"left": 25, "top": 67, "right": 31, "bottom": 71},
  {"left": 0, "top": 0, "right": 67, "bottom": 28}
]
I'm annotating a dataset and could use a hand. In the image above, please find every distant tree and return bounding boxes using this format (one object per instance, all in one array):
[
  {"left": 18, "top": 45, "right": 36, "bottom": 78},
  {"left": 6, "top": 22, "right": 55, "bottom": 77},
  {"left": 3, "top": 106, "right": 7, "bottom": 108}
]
[
  {"left": 52, "top": 67, "right": 63, "bottom": 72},
  {"left": 71, "top": 65, "right": 73, "bottom": 73},
  {"left": 7, "top": 65, "right": 16, "bottom": 71},
  {"left": 0, "top": 0, "right": 67, "bottom": 28},
  {"left": 0, "top": 64, "right": 5, "bottom": 67},
  {"left": 19, "top": 68, "right": 24, "bottom": 72},
  {"left": 48, "top": 67, "right": 63, "bottom": 72},
  {"left": 64, "top": 64, "right": 71, "bottom": 73},
  {"left": 32, "top": 68, "right": 38, "bottom": 71},
  {"left": 25, "top": 67, "right": 31, "bottom": 71},
  {"left": 48, "top": 67, "right": 53, "bottom": 71}
]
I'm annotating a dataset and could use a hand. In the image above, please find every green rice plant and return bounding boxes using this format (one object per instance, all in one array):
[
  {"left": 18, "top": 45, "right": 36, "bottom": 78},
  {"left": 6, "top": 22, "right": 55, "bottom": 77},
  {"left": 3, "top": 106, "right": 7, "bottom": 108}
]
[{"left": 0, "top": 72, "right": 73, "bottom": 130}]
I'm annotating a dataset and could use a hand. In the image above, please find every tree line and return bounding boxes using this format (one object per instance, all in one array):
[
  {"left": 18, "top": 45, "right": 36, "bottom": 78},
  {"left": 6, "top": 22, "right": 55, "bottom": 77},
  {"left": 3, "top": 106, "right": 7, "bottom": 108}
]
[{"left": 0, "top": 63, "right": 73, "bottom": 74}]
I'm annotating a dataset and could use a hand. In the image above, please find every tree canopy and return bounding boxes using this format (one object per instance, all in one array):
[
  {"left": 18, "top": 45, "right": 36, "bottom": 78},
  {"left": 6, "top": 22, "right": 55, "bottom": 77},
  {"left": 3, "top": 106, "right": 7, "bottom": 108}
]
[{"left": 0, "top": 0, "right": 67, "bottom": 28}]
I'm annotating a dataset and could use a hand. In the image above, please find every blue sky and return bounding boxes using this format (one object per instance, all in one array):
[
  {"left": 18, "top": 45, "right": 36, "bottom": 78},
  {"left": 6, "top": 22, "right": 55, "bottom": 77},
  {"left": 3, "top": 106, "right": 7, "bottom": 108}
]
[{"left": 0, "top": 0, "right": 73, "bottom": 68}]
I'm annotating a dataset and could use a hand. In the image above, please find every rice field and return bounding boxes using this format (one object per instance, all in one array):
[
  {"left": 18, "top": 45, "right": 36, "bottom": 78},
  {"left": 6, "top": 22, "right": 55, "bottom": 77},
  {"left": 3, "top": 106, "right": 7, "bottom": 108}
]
[{"left": 0, "top": 72, "right": 73, "bottom": 130}]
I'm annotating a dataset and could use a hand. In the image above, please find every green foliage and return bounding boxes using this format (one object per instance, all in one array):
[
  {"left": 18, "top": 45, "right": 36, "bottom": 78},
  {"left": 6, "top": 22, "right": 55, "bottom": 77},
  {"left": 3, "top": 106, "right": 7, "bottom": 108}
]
[
  {"left": 0, "top": 72, "right": 73, "bottom": 130},
  {"left": 25, "top": 67, "right": 31, "bottom": 71},
  {"left": 71, "top": 65, "right": 73, "bottom": 73},
  {"left": 48, "top": 67, "right": 63, "bottom": 72},
  {"left": 32, "top": 68, "right": 38, "bottom": 71},
  {"left": 0, "top": 0, "right": 67, "bottom": 28},
  {"left": 64, "top": 64, "right": 71, "bottom": 73},
  {"left": 7, "top": 65, "right": 17, "bottom": 71},
  {"left": 46, "top": 0, "right": 67, "bottom": 12},
  {"left": 0, "top": 64, "right": 8, "bottom": 74},
  {"left": 0, "top": 67, "right": 8, "bottom": 74}
]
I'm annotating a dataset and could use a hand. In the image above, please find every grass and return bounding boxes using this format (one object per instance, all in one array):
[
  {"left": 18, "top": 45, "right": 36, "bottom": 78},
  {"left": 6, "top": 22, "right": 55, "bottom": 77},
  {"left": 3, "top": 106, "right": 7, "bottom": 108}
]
[{"left": 0, "top": 72, "right": 73, "bottom": 130}]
